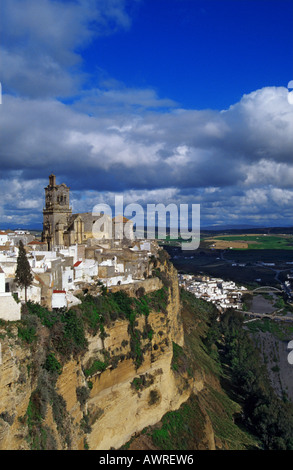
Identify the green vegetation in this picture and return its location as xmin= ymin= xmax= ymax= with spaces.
xmin=219 ymin=309 xmax=293 ymax=449
xmin=78 ymin=287 xmax=168 ymax=369
xmin=24 ymin=368 xmax=70 ymax=450
xmin=23 ymin=302 xmax=86 ymax=359
xmin=180 ymin=289 xmax=221 ymax=376
xmin=246 ymin=317 xmax=293 ymax=341
xmin=124 ymin=289 xmax=293 ymax=451
xmin=151 ymin=386 xmax=256 ymax=450
xmin=12 ymin=284 xmax=171 ymax=449
xmin=76 ymin=386 xmax=91 ymax=407
xmin=19 ymin=287 xmax=169 ymax=376
xmin=84 ymin=359 xmax=108 ymax=377
xmin=17 ymin=324 xmax=37 ymax=344
xmin=131 ymin=373 xmax=155 ymax=392
xmin=274 ymin=296 xmax=286 ymax=309
xmin=138 ymin=290 xmax=259 ymax=451
xmin=15 ymin=240 xmax=33 ymax=302
xmin=213 ymin=234 xmax=293 ymax=250
xmin=148 ymin=389 xmax=160 ymax=406
xmin=44 ymin=353 xmax=62 ymax=375
xmin=241 ymin=292 xmax=253 ymax=311
xmin=171 ymin=341 xmax=191 ymax=377
xmin=12 ymin=255 xmax=293 ymax=450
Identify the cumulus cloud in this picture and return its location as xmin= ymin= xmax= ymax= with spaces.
xmin=0 ymin=85 xmax=293 ymax=227
xmin=0 ymin=0 xmax=293 ymax=228
xmin=1 ymin=86 xmax=292 ymax=189
xmin=0 ymin=0 xmax=135 ymax=98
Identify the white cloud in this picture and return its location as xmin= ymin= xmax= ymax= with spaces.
xmin=243 ymin=159 xmax=293 ymax=188
xmin=0 ymin=86 xmax=292 ymax=202
xmin=0 ymin=0 xmax=292 ymax=227
xmin=0 ymin=0 xmax=136 ymax=98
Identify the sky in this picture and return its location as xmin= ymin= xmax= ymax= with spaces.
xmin=0 ymin=0 xmax=293 ymax=230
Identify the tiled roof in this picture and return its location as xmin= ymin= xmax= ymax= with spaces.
xmin=112 ymin=215 xmax=129 ymax=223
xmin=73 ymin=261 xmax=82 ymax=267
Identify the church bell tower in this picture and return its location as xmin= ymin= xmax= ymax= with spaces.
xmin=42 ymin=174 xmax=72 ymax=250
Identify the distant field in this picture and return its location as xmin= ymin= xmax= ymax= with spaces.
xmin=205 ymin=234 xmax=293 ymax=250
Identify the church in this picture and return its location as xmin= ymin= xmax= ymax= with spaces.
xmin=42 ymin=174 xmax=133 ymax=250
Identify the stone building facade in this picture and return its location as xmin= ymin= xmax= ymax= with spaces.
xmin=42 ymin=174 xmax=133 ymax=249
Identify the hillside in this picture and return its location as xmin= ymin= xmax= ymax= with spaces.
xmin=0 ymin=257 xmax=187 ymax=450
xmin=0 ymin=255 xmax=292 ymax=450
xmin=125 ymin=290 xmax=260 ymax=450
xmin=127 ymin=290 xmax=293 ymax=451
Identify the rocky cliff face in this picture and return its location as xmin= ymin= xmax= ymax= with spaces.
xmin=0 ymin=259 xmax=203 ymax=450
xmin=0 ymin=329 xmax=33 ymax=449
xmin=79 ymin=262 xmax=188 ymax=450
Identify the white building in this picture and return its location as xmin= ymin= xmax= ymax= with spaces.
xmin=0 ymin=232 xmax=8 ymax=245
xmin=0 ymin=253 xmax=18 ymax=276
xmin=62 ymin=266 xmax=74 ymax=291
xmin=52 ymin=290 xmax=67 ymax=309
xmin=17 ymin=283 xmax=42 ymax=304
xmin=0 ymin=266 xmax=21 ymax=321
xmin=104 ymin=274 xmax=134 ymax=287
xmin=179 ymin=274 xmax=244 ymax=311
xmin=73 ymin=259 xmax=98 ymax=283
xmin=0 ymin=266 xmax=5 ymax=293
xmin=59 ymin=244 xmax=78 ymax=265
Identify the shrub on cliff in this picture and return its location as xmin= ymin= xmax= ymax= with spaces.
xmin=17 ymin=323 xmax=37 ymax=344
xmin=146 ymin=287 xmax=168 ymax=313
xmin=25 ymin=368 xmax=69 ymax=450
xmin=44 ymin=353 xmax=62 ymax=375
xmin=76 ymin=386 xmax=90 ymax=406
xmin=157 ymin=249 xmax=170 ymax=264
xmin=21 ymin=286 xmax=171 ymax=383
xmin=84 ymin=359 xmax=108 ymax=377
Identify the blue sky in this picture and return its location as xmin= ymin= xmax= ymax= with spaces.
xmin=0 ymin=0 xmax=293 ymax=230
xmin=82 ymin=0 xmax=293 ymax=110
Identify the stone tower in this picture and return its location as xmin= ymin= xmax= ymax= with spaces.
xmin=42 ymin=174 xmax=72 ymax=250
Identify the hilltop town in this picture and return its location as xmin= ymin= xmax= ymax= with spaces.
xmin=1 ymin=176 xmax=293 ymax=452
xmin=178 ymin=273 xmax=246 ymax=312
xmin=0 ymin=175 xmax=159 ymax=321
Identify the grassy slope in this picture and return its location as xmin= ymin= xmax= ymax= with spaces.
xmin=125 ymin=290 xmax=259 ymax=450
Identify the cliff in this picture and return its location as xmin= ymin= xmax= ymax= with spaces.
xmin=0 ymin=255 xmax=258 ymax=450
xmin=0 ymin=257 xmax=192 ymax=450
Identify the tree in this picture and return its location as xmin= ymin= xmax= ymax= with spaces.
xmin=15 ymin=240 xmax=33 ymax=302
